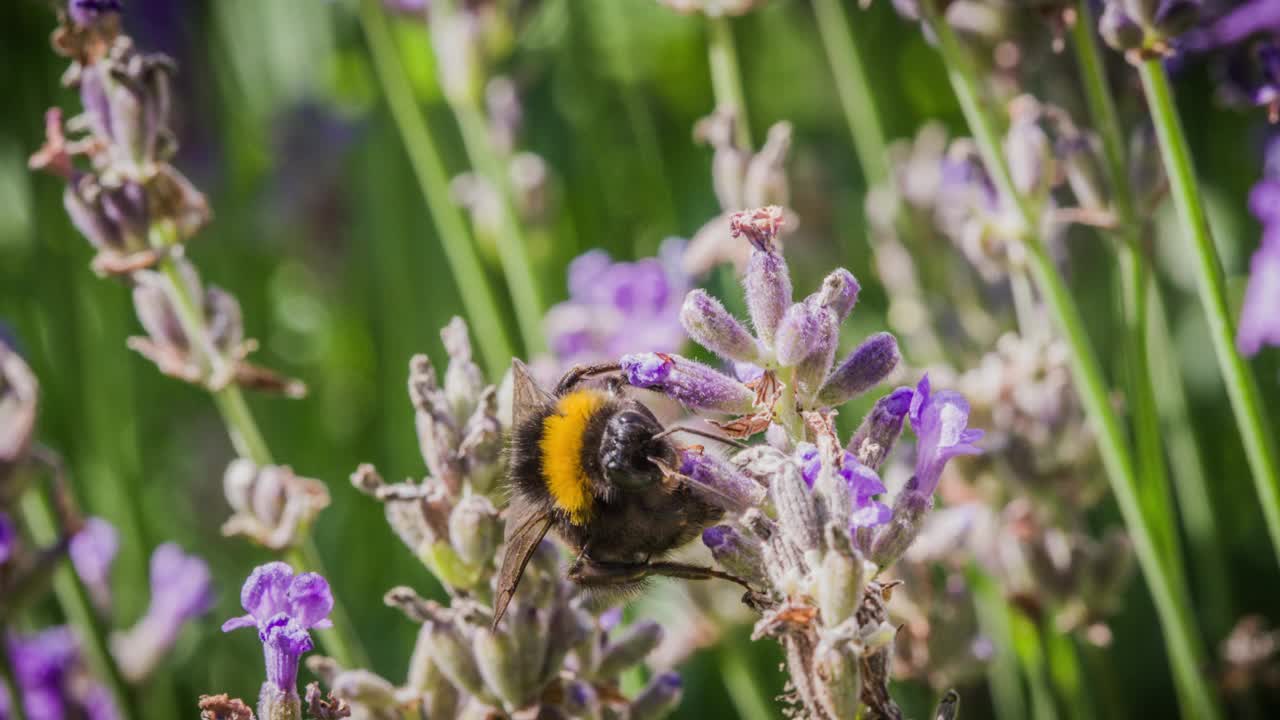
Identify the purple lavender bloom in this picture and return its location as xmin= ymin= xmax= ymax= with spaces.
xmin=69 ymin=517 xmax=118 ymax=612
xmin=68 ymin=0 xmax=122 ymax=26
xmin=733 ymin=207 xmax=792 ymax=350
xmin=794 ymin=444 xmax=890 ymax=529
xmin=7 ymin=626 xmax=120 ymax=720
xmin=0 ymin=511 xmax=14 ymax=566
xmin=111 ymin=544 xmax=213 ymax=681
xmin=544 ymin=239 xmax=690 ymax=369
xmin=848 ymin=386 xmax=915 ymax=470
xmin=817 ymin=332 xmax=902 ymax=407
xmin=680 ymin=289 xmax=760 ymax=363
xmin=678 ymin=449 xmax=765 ymax=512
xmin=1238 ymin=236 xmax=1280 ymax=355
xmin=621 ymin=352 xmax=755 ymax=414
xmin=222 ymin=562 xmax=333 ymax=695
xmin=908 ymin=375 xmax=984 ymax=496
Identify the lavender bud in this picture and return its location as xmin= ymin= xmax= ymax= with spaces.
xmin=448 ymin=494 xmax=500 ymax=569
xmin=409 ymin=355 xmax=465 ymax=494
xmin=596 ymin=621 xmax=664 ymax=679
xmin=870 ymin=483 xmax=932 ymax=568
xmin=702 ymin=525 xmax=767 ymax=587
xmin=330 ymin=669 xmax=398 ymax=710
xmin=508 ymin=604 xmax=549 ymax=697
xmin=680 ymin=290 xmax=760 ymax=363
xmin=813 ymin=640 xmax=862 ymax=720
xmin=474 ymin=627 xmax=526 ymax=709
xmin=771 ymin=456 xmax=824 ymax=555
xmin=817 ymin=524 xmax=865 ymax=626
xmin=734 ymin=207 xmax=792 ymax=348
xmin=69 ymin=516 xmax=118 ymax=612
xmin=744 ymin=121 xmax=794 ymax=208
xmin=679 ymin=450 xmax=766 ymax=513
xmin=817 ymin=333 xmax=901 ymax=408
xmin=222 ymin=460 xmax=331 ymax=551
xmin=258 ymin=682 xmax=303 ymax=720
xmin=774 ymin=302 xmax=827 ymax=368
xmin=407 ymin=628 xmax=463 ymax=719
xmin=1005 ymin=106 xmax=1054 ymax=198
xmin=540 ymin=606 xmax=591 ymax=687
xmin=816 ymin=268 xmax=860 ymax=323
xmin=847 ymin=386 xmax=913 ymax=471
xmin=795 ymin=309 xmax=838 ymax=405
xmin=621 ymin=353 xmax=755 ymax=414
xmin=441 ymin=317 xmax=486 ymax=422
xmin=1100 ymin=2 xmax=1146 ymax=52
xmin=423 ymin=616 xmax=489 ymax=700
xmin=563 ymin=680 xmax=601 ymax=720
xmin=0 ymin=340 xmax=38 ymax=493
xmin=431 ymin=14 xmax=482 ymax=107
xmin=629 ymin=672 xmax=682 ymax=720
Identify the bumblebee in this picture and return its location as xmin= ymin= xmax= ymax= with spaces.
xmin=493 ymin=360 xmax=748 ymax=627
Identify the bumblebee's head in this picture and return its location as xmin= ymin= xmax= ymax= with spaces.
xmin=599 ymin=406 xmax=670 ymax=491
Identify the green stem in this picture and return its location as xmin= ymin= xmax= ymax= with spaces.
xmin=150 ymin=236 xmax=366 ymax=671
xmin=356 ymin=0 xmax=517 ymax=375
xmin=1149 ymin=288 xmax=1233 ymax=638
xmin=1 ymin=625 xmax=30 ymax=720
xmin=719 ymin=633 xmax=776 ymax=720
xmin=1009 ymin=611 xmax=1058 ymax=720
xmin=970 ymin=570 xmax=1027 ymax=720
xmin=707 ymin=15 xmax=752 ymax=149
xmin=810 ymin=0 xmax=890 ymax=185
xmin=1070 ymin=1 xmax=1186 ymax=593
xmin=448 ymin=98 xmax=546 ymax=354
xmin=1042 ymin=624 xmax=1092 ymax=720
xmin=19 ymin=488 xmax=133 ymax=719
xmin=920 ymin=6 xmax=1220 ymax=718
xmin=1138 ymin=59 xmax=1280 ymax=568
xmin=288 ymin=540 xmax=369 ymax=668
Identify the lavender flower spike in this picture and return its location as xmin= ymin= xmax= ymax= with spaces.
xmin=111 ymin=544 xmax=212 ymax=682
xmin=69 ymin=517 xmax=118 ymax=613
xmin=818 ymin=332 xmax=901 ymax=408
xmin=621 ymin=353 xmax=755 ymax=414
xmin=223 ymin=562 xmax=334 ymax=719
xmin=848 ymin=386 xmax=913 ymax=470
xmin=733 ymin=207 xmax=792 ymax=349
xmin=908 ymin=375 xmax=984 ymax=496
xmin=680 ymin=289 xmax=760 ymax=363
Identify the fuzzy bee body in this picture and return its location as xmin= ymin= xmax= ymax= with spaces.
xmin=493 ymin=361 xmax=730 ymax=627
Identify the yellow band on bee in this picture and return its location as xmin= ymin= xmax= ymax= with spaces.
xmin=540 ymin=390 xmax=605 ymax=525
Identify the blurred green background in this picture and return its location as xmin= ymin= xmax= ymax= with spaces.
xmin=3 ymin=0 xmax=1280 ymax=717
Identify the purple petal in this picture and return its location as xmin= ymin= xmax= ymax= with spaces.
xmin=851 ymin=501 xmax=892 ymax=529
xmin=221 ymin=616 xmax=257 ymax=633
xmin=793 ymin=442 xmax=820 ymax=488
xmin=69 ymin=517 xmax=118 ymax=595
xmin=237 ymin=561 xmax=294 ymax=624
xmin=286 ymin=572 xmax=334 ymax=630
xmin=1239 ymin=239 xmax=1280 ymax=355
xmin=0 ymin=511 xmax=14 ymax=566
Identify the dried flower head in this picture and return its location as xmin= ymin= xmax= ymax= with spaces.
xmin=0 ymin=338 xmax=39 ymax=498
xmin=222 ymin=460 xmax=331 ymax=551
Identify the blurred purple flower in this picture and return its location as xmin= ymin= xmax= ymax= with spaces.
xmin=7 ymin=626 xmax=119 ymax=720
xmin=544 ymin=239 xmax=691 ymax=368
xmin=908 ymin=375 xmax=984 ymax=496
xmin=222 ymin=562 xmax=333 ymax=695
xmin=111 ymin=544 xmax=212 ymax=682
xmin=68 ymin=0 xmax=121 ymax=27
xmin=69 ymin=517 xmax=118 ymax=612
xmin=1238 ymin=141 xmax=1280 ymax=355
xmin=0 ymin=511 xmax=14 ymax=566
xmin=678 ymin=449 xmax=765 ymax=512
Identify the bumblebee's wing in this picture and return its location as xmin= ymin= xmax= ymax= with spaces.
xmin=492 ymin=504 xmax=554 ymax=629
xmin=511 ymin=358 xmax=555 ymax=428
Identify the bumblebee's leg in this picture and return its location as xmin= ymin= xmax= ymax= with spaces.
xmin=642 ymin=561 xmax=755 ymax=592
xmin=555 ymin=362 xmax=622 ymax=395
xmin=567 ymin=558 xmax=649 ymax=588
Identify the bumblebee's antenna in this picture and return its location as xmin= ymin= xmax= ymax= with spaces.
xmin=652 ymin=425 xmax=748 ymax=449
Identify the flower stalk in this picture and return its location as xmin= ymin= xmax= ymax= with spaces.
xmin=707 ymin=15 xmax=751 ymax=149
xmin=357 ymin=0 xmax=516 ymax=375
xmin=810 ymin=0 xmax=890 ymax=186
xmin=918 ymin=4 xmax=1219 ymax=717
xmin=1137 ymin=57 xmax=1280 ymax=569
xmin=1070 ymin=0 xmax=1186 ymax=591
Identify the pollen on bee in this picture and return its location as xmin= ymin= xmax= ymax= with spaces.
xmin=540 ymin=390 xmax=605 ymax=524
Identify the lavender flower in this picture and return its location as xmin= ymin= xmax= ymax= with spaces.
xmin=69 ymin=517 xmax=118 ymax=612
xmin=0 ymin=337 xmax=39 ymax=493
xmin=222 ymin=562 xmax=333 ymax=718
xmin=7 ymin=626 xmax=120 ymax=720
xmin=908 ymin=375 xmax=985 ymax=497
xmin=735 ymin=207 xmax=792 ymax=349
xmin=544 ymin=240 xmax=691 ymax=369
xmin=1239 ymin=158 xmax=1280 ymax=355
xmin=111 ymin=544 xmax=212 ymax=682
xmin=794 ymin=443 xmax=891 ymax=529
xmin=222 ymin=460 xmax=331 ymax=551
xmin=68 ymin=0 xmax=122 ymax=27
xmin=818 ymin=332 xmax=902 ymax=408
xmin=0 ymin=511 xmax=13 ymax=566
xmin=678 ymin=449 xmax=766 ymax=513
xmin=1100 ymin=0 xmax=1201 ymax=56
